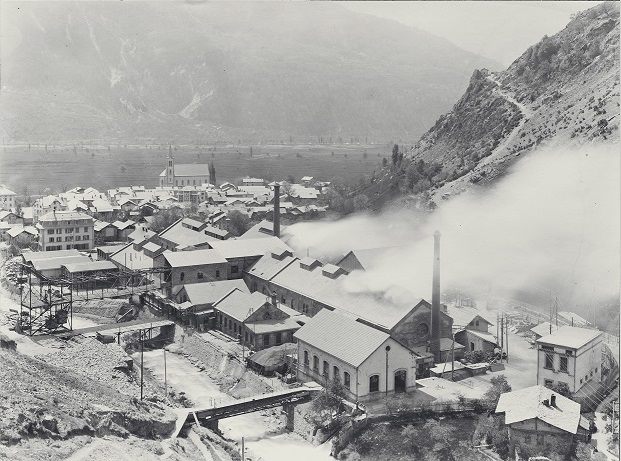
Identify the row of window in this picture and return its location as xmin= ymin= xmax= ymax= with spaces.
xmin=48 ymin=235 xmax=90 ymax=243
xmin=218 ymin=315 xmax=288 ymax=346
xmin=47 ymin=227 xmax=90 ymax=234
xmin=179 ymin=269 xmax=221 ymax=282
xmin=45 ymin=243 xmax=90 ymax=251
xmin=174 ymin=179 xmax=209 ymax=186
xmin=303 ymin=351 xmax=353 ymax=390
xmin=543 ymin=353 xmax=569 ymax=373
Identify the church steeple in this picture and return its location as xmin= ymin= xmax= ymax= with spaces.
xmin=166 ymin=144 xmax=174 ymax=186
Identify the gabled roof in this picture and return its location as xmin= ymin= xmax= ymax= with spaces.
xmin=0 ymin=185 xmax=16 ymax=195
xmin=294 ymin=309 xmax=393 ymax=368
xmin=93 ymin=220 xmax=112 ymax=232
xmin=208 ymin=237 xmax=292 ymax=260
xmin=158 ymin=220 xmax=216 ymax=248
xmin=23 ymin=249 xmax=81 ymax=262
xmin=536 ymin=326 xmax=602 ymax=349
xmin=39 ymin=211 xmax=93 ymax=222
xmin=181 ymin=280 xmax=250 ymax=306
xmin=213 ymin=289 xmax=267 ymax=322
xmin=496 ymin=385 xmax=581 ymax=434
xmin=32 ymin=255 xmax=91 ymax=271
xmin=246 ymin=252 xmax=298 ymax=280
xmin=159 ymin=164 xmax=211 ymax=177
xmin=337 ymin=247 xmax=399 ymax=271
xmin=162 ymin=248 xmax=227 ymax=268
xmin=446 ymin=305 xmax=494 ymax=329
xmin=530 ymin=322 xmax=558 ymax=337
xmin=62 ymin=260 xmax=118 ymax=273
xmin=557 ymin=311 xmax=590 ymax=326
xmin=112 ymin=220 xmax=136 ymax=230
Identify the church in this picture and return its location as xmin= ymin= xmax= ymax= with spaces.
xmin=159 ymin=147 xmax=213 ymax=187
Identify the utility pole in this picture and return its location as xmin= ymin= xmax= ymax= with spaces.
xmin=164 ymin=347 xmax=167 ymax=397
xmin=385 ymin=345 xmax=390 ymax=398
xmin=140 ymin=329 xmax=144 ymax=400
xmin=241 ymin=437 xmax=245 ymax=460
xmin=505 ymin=316 xmax=509 ymax=363
xmin=500 ymin=315 xmax=504 ymax=351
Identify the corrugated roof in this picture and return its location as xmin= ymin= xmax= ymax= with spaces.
xmin=208 ymin=237 xmax=292 ymax=260
xmin=182 ymin=280 xmax=250 ymax=306
xmin=163 ymin=248 xmax=227 ymax=268
xmin=293 ymin=309 xmax=391 ymax=368
xmin=496 ymin=385 xmax=581 ymax=434
xmin=536 ymin=325 xmax=602 ymax=349
xmin=214 ymin=290 xmax=267 ymax=322
xmin=62 ymin=260 xmax=118 ymax=273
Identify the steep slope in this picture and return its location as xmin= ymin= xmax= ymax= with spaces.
xmin=0 ymin=2 xmax=497 ymax=144
xmin=362 ymin=1 xmax=619 ymax=208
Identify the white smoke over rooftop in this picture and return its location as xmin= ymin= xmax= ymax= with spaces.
xmin=286 ymin=144 xmax=620 ymax=306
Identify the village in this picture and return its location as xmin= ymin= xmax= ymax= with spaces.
xmin=0 ymin=147 xmax=619 ymax=461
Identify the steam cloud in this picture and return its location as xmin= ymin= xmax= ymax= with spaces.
xmin=286 ymin=144 xmax=620 ymax=308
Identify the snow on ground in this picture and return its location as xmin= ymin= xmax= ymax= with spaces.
xmin=140 ymin=350 xmax=333 ymax=461
xmin=592 ymin=412 xmax=618 ymax=460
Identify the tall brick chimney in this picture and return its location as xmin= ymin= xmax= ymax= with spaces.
xmin=430 ymin=231 xmax=441 ymax=363
xmin=273 ymin=183 xmax=281 ymax=237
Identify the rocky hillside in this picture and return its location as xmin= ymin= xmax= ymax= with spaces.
xmin=361 ymin=1 xmax=619 ymax=208
xmin=0 ymin=2 xmax=496 ymax=144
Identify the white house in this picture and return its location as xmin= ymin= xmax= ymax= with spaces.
xmin=536 ymin=326 xmax=602 ymax=394
xmin=0 ymin=185 xmax=16 ymax=211
xmin=294 ymin=309 xmax=419 ymax=402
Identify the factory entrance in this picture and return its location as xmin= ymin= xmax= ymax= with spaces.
xmin=394 ymin=369 xmax=407 ymax=393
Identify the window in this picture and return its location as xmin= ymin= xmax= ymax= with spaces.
xmin=565 ymin=350 xmax=573 ymax=356
xmin=470 ymin=342 xmax=475 ymax=351
xmin=595 ymin=367 xmax=598 ymax=373
xmin=369 ymin=375 xmax=380 ymax=393
xmin=323 ymin=361 xmax=329 ymax=378
xmin=560 ymin=356 xmax=568 ymax=373
xmin=233 ymin=323 xmax=237 ymax=333
xmin=47 ymin=229 xmax=54 ymax=235
xmin=275 ymin=332 xmax=282 ymax=345
xmin=544 ymin=379 xmax=554 ymax=387
xmin=83 ymin=235 xmax=89 ymax=240
xmin=75 ymin=236 xmax=81 ymax=241
xmin=84 ymin=227 xmax=88 ymax=233
xmin=304 ymin=351 xmax=309 ymax=367
xmin=544 ymin=352 xmax=554 ymax=370
xmin=302 ymin=303 xmax=309 ymax=314
xmin=590 ymin=370 xmax=593 ymax=377
xmin=313 ymin=355 xmax=319 ymax=373
xmin=263 ymin=334 xmax=270 ymax=346
xmin=75 ymin=228 xmax=79 ymax=233
xmin=344 ymin=372 xmax=350 ymax=390
xmin=180 ymin=272 xmax=185 ymax=282
xmin=49 ymin=237 xmax=54 ymax=243
xmin=231 ymin=266 xmax=239 ymax=274
xmin=281 ymin=296 xmax=286 ymax=303
xmin=56 ymin=237 xmax=62 ymax=242
xmin=65 ymin=228 xmax=72 ymax=233
xmin=66 ymin=245 xmax=72 ymax=250
xmin=416 ymin=323 xmax=429 ymax=336
xmin=475 ymin=320 xmax=480 ymax=327
xmin=580 ymin=378 xmax=583 ymax=384
xmin=65 ymin=236 xmax=73 ymax=241
xmin=537 ymin=434 xmax=544 ymax=445
xmin=197 ymin=271 xmax=204 ymax=280
xmin=215 ymin=270 xmax=220 ymax=278
xmin=333 ymin=366 xmax=340 ymax=381
xmin=56 ymin=229 xmax=62 ymax=234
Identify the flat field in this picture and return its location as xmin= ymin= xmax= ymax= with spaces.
xmin=0 ymin=143 xmax=386 ymax=194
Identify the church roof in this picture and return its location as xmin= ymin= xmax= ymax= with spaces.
xmin=159 ymin=164 xmax=211 ymax=177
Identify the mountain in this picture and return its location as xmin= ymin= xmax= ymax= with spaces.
xmin=360 ymin=1 xmax=619 ymax=208
xmin=0 ymin=2 xmax=497 ymax=144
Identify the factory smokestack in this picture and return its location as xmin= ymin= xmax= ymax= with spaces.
xmin=273 ymin=183 xmax=281 ymax=237
xmin=431 ymin=230 xmax=441 ymax=363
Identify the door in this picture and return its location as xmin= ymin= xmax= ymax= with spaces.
xmin=394 ymin=369 xmax=407 ymax=393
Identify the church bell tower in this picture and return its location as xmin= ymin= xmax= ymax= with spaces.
xmin=166 ymin=144 xmax=174 ymax=186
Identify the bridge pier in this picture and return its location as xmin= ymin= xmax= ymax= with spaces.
xmin=283 ymin=403 xmax=295 ymax=431
xmin=204 ymin=419 xmax=219 ymax=433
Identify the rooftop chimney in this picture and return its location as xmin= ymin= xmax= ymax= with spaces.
xmin=273 ymin=183 xmax=281 ymax=237
xmin=271 ymin=291 xmax=278 ymax=307
xmin=550 ymin=394 xmax=556 ymax=407
xmin=430 ymin=231 xmax=441 ymax=363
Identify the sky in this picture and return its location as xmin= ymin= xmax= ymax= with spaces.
xmin=345 ymin=1 xmax=601 ymax=67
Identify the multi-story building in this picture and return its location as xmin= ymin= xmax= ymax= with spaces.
xmin=0 ymin=185 xmax=16 ymax=211
xmin=536 ymin=326 xmax=602 ymax=394
xmin=36 ymin=211 xmax=94 ymax=252
xmin=33 ymin=195 xmax=67 ymax=223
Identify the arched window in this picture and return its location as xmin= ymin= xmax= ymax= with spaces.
xmin=343 ymin=372 xmax=351 ymax=390
xmin=304 ymin=350 xmax=309 ymax=367
xmin=333 ymin=366 xmax=340 ymax=381
xmin=369 ymin=374 xmax=380 ymax=393
xmin=416 ymin=323 xmax=429 ymax=336
xmin=323 ymin=361 xmax=329 ymax=378
xmin=313 ymin=355 xmax=319 ymax=373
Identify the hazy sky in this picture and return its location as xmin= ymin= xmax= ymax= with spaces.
xmin=345 ymin=1 xmax=600 ymax=67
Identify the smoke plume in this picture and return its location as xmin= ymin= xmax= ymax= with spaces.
xmin=286 ymin=144 xmax=620 ymax=308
